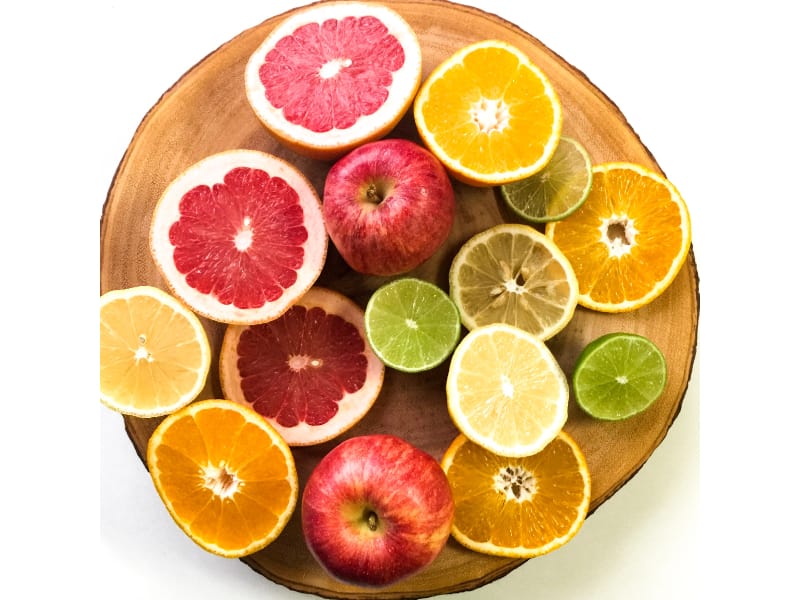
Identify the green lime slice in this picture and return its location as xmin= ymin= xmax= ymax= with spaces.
xmin=572 ymin=332 xmax=667 ymax=420
xmin=364 ymin=278 xmax=462 ymax=373
xmin=500 ymin=137 xmax=593 ymax=223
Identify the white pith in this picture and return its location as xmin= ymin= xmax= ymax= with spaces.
xmin=234 ymin=216 xmax=254 ymax=251
xmin=203 ymin=462 xmax=241 ymax=499
xmin=470 ymin=97 xmax=510 ymax=133
xmin=493 ymin=465 xmax=537 ymax=502
xmin=319 ymin=57 xmax=353 ymax=79
xmin=599 ymin=214 xmax=638 ymax=258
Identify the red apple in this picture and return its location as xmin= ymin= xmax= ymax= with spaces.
xmin=301 ymin=434 xmax=455 ymax=587
xmin=322 ymin=138 xmax=456 ymax=276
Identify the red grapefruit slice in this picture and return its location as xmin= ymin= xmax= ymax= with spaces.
xmin=244 ymin=2 xmax=422 ymax=160
xmin=219 ymin=286 xmax=385 ymax=446
xmin=149 ymin=149 xmax=327 ymax=325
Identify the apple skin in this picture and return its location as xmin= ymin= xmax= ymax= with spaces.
xmin=322 ymin=138 xmax=456 ymax=276
xmin=301 ymin=434 xmax=455 ymax=587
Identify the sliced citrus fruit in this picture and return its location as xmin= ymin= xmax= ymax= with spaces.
xmin=441 ymin=431 xmax=590 ymax=558
xmin=414 ymin=39 xmax=562 ymax=186
xmin=100 ymin=285 xmax=211 ymax=418
xmin=545 ymin=162 xmax=691 ymax=312
xmin=446 ymin=323 xmax=569 ymax=458
xmin=245 ymin=2 xmax=422 ymax=160
xmin=149 ymin=149 xmax=328 ymax=325
xmin=573 ymin=332 xmax=667 ymax=420
xmin=500 ymin=137 xmax=593 ymax=223
xmin=147 ymin=399 xmax=298 ymax=558
xmin=219 ymin=287 xmax=384 ymax=446
xmin=364 ymin=277 xmax=462 ymax=373
xmin=449 ymin=223 xmax=578 ymax=341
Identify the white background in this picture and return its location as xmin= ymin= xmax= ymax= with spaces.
xmin=4 ymin=1 xmax=797 ymax=598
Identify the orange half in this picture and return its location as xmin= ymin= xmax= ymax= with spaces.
xmin=146 ymin=399 xmax=299 ymax=558
xmin=441 ymin=431 xmax=591 ymax=558
xmin=546 ymin=162 xmax=691 ymax=312
xmin=414 ymin=39 xmax=562 ymax=186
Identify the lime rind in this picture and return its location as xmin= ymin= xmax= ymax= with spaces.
xmin=572 ymin=332 xmax=667 ymax=420
xmin=364 ymin=278 xmax=462 ymax=373
xmin=500 ymin=137 xmax=593 ymax=223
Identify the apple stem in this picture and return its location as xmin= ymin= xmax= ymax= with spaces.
xmin=365 ymin=184 xmax=383 ymax=205
xmin=364 ymin=509 xmax=379 ymax=531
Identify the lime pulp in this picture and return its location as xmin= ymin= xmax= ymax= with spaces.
xmin=364 ymin=278 xmax=461 ymax=373
xmin=500 ymin=137 xmax=593 ymax=223
xmin=572 ymin=332 xmax=667 ymax=420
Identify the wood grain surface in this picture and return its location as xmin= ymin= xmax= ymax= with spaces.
xmin=99 ymin=1 xmax=699 ymax=598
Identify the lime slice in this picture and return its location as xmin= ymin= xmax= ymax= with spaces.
xmin=449 ymin=223 xmax=578 ymax=341
xmin=572 ymin=332 xmax=667 ymax=420
xmin=500 ymin=137 xmax=592 ymax=223
xmin=364 ymin=278 xmax=462 ymax=373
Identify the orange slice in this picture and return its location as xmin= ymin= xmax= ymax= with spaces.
xmin=149 ymin=149 xmax=328 ymax=325
xmin=441 ymin=431 xmax=591 ymax=558
xmin=414 ymin=39 xmax=562 ymax=186
xmin=545 ymin=162 xmax=691 ymax=312
xmin=219 ymin=287 xmax=385 ymax=446
xmin=245 ymin=2 xmax=422 ymax=160
xmin=100 ymin=285 xmax=211 ymax=418
xmin=146 ymin=399 xmax=299 ymax=558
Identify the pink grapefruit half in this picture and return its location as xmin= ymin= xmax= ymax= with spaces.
xmin=219 ymin=286 xmax=385 ymax=446
xmin=149 ymin=149 xmax=328 ymax=325
xmin=244 ymin=1 xmax=422 ymax=160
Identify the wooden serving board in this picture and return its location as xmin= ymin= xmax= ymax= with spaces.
xmin=99 ymin=1 xmax=699 ymax=598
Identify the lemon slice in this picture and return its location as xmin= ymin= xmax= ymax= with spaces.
xmin=449 ymin=223 xmax=578 ymax=341
xmin=100 ymin=286 xmax=211 ymax=417
xmin=446 ymin=323 xmax=569 ymax=457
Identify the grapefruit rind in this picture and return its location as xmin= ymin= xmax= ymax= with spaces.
xmin=244 ymin=1 xmax=423 ymax=160
xmin=219 ymin=287 xmax=385 ymax=446
xmin=149 ymin=149 xmax=328 ymax=326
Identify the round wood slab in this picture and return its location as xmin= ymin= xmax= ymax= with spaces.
xmin=99 ymin=1 xmax=699 ymax=598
